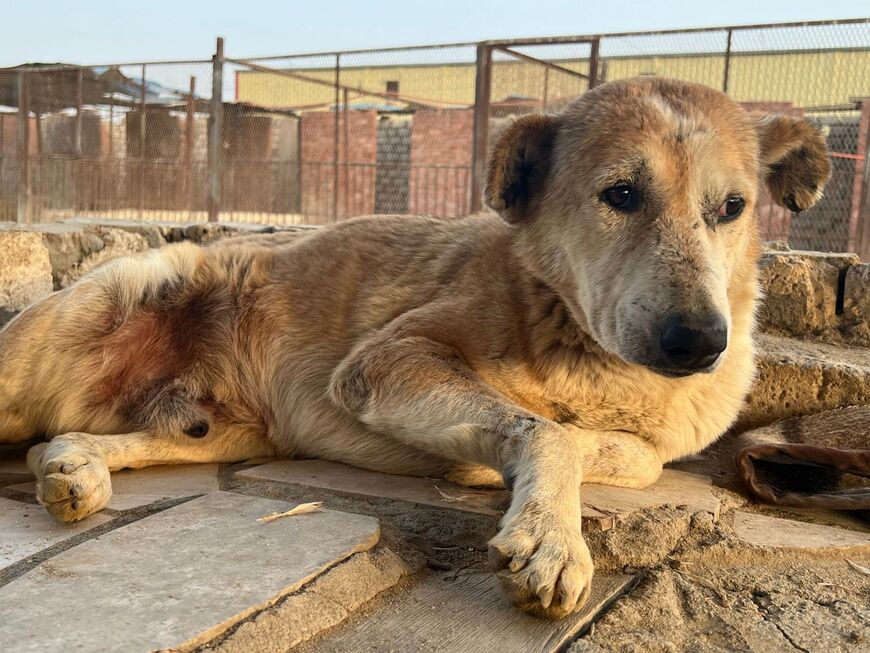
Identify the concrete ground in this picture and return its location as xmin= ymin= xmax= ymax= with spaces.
xmin=0 ymin=447 xmax=867 ymax=653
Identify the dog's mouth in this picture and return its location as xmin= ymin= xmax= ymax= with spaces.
xmin=645 ymin=364 xmax=716 ymax=378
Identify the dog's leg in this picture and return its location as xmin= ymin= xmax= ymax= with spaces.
xmin=568 ymin=428 xmax=664 ymax=489
xmin=27 ymin=429 xmax=272 ymax=522
xmin=331 ymin=336 xmax=591 ymax=619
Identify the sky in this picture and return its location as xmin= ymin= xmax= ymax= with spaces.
xmin=0 ymin=0 xmax=868 ymax=67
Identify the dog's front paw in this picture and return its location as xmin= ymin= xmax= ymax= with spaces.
xmin=488 ymin=507 xmax=593 ymax=619
xmin=29 ymin=440 xmax=112 ymax=522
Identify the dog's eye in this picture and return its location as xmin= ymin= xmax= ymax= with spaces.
xmin=601 ymin=184 xmax=637 ymax=211
xmin=717 ymin=197 xmax=744 ymax=222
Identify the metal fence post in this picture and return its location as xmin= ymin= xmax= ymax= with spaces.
xmin=722 ymin=29 xmax=733 ymax=93
xmin=470 ymin=43 xmax=492 ymax=213
xmin=16 ymin=71 xmax=30 ymax=223
xmin=138 ymin=63 xmax=147 ymax=219
xmin=333 ymin=53 xmax=340 ymax=221
xmin=588 ymin=38 xmax=600 ymax=89
xmin=208 ymin=37 xmax=225 ymax=222
xmin=75 ymin=66 xmax=83 ymax=157
xmin=856 ymin=101 xmax=870 ymax=260
xmin=185 ymin=75 xmax=196 ymax=211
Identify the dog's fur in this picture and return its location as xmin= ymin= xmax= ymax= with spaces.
xmin=0 ymin=78 xmax=830 ymax=618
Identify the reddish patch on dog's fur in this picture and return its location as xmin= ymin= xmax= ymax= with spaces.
xmin=89 ymin=286 xmax=229 ymax=415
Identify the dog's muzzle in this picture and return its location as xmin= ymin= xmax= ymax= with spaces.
xmin=654 ymin=313 xmax=728 ymax=376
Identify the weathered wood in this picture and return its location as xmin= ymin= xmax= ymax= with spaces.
xmin=236 ymin=459 xmax=510 ymax=517
xmin=235 ymin=460 xmax=718 ymax=527
xmin=733 ymin=512 xmax=870 ymax=549
xmin=303 ymin=571 xmax=637 ymax=653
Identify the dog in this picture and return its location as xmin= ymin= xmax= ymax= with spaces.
xmin=0 ymin=77 xmax=830 ymax=618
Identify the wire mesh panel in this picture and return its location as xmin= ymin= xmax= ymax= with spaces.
xmin=230 ymin=45 xmax=478 ymax=224
xmin=725 ymin=21 xmax=870 ymax=253
xmin=0 ymin=19 xmax=868 ymax=257
xmin=1 ymin=61 xmax=213 ymax=223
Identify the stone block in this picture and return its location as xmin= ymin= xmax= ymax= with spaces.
xmin=757 ymin=251 xmax=857 ymax=337
xmin=10 ymin=463 xmax=221 ymax=512
xmin=0 ymin=491 xmax=381 ymax=652
xmin=733 ymin=512 xmax=870 ymax=549
xmin=739 ymin=334 xmax=870 ymax=430
xmin=0 ymin=497 xmax=113 ymax=570
xmin=0 ymin=230 xmax=53 ymax=323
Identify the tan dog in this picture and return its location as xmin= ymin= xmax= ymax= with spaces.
xmin=0 ymin=77 xmax=829 ymax=618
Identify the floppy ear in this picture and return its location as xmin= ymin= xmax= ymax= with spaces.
xmin=754 ymin=114 xmax=831 ymax=213
xmin=484 ymin=114 xmax=557 ymax=223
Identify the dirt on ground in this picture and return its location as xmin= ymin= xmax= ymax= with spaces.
xmin=572 ymin=509 xmax=869 ymax=653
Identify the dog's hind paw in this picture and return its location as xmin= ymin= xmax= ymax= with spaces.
xmin=28 ymin=439 xmax=112 ymax=523
xmin=488 ymin=509 xmax=593 ymax=619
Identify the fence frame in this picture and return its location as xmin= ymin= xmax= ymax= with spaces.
xmin=3 ymin=18 xmax=870 ymax=256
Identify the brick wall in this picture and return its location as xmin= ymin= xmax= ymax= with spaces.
xmin=299 ymin=110 xmax=377 ymax=221
xmin=409 ymin=109 xmax=473 ymax=217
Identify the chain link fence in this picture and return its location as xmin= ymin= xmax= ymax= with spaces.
xmin=1 ymin=19 xmax=869 ymax=256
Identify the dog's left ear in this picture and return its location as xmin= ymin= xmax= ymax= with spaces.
xmin=484 ymin=114 xmax=557 ymax=223
xmin=753 ymin=114 xmax=831 ymax=213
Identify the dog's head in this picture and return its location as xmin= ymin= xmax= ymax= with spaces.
xmin=485 ymin=77 xmax=830 ymax=377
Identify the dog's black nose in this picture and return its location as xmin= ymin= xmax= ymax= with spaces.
xmin=659 ymin=313 xmax=728 ymax=372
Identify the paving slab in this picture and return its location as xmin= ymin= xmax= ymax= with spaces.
xmin=740 ymin=334 xmax=870 ymax=430
xmin=0 ymin=459 xmax=33 ymax=485
xmin=733 ymin=511 xmax=870 ymax=549
xmin=10 ymin=463 xmax=221 ymax=511
xmin=0 ymin=497 xmax=113 ymax=570
xmin=0 ymin=491 xmax=381 ymax=653
xmin=583 ymin=469 xmax=721 ymax=521
xmin=203 ymin=548 xmax=413 ymax=653
xmin=300 ymin=571 xmax=638 ymax=653
xmin=236 ymin=459 xmax=511 ymax=517
xmin=236 ymin=461 xmax=719 ymax=531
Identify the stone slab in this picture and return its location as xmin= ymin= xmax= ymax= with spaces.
xmin=0 ymin=491 xmax=381 ymax=652
xmin=10 ymin=463 xmax=221 ymax=511
xmin=236 ymin=459 xmax=510 ymax=517
xmin=740 ymin=333 xmax=870 ymax=430
xmin=0 ymin=230 xmax=53 ymax=320
xmin=0 ymin=497 xmax=113 ymax=570
xmin=237 ymin=461 xmax=719 ymax=530
xmin=301 ymin=571 xmax=637 ymax=653
xmin=0 ymin=459 xmax=33 ymax=485
xmin=583 ymin=469 xmax=721 ymax=520
xmin=202 ymin=548 xmax=413 ymax=652
xmin=733 ymin=511 xmax=870 ymax=549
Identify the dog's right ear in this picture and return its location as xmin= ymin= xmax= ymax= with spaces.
xmin=484 ymin=114 xmax=557 ymax=224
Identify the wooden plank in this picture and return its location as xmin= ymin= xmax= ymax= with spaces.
xmin=236 ymin=459 xmax=510 ymax=517
xmin=733 ymin=512 xmax=870 ymax=549
xmin=236 ymin=461 xmax=714 ymax=528
xmin=582 ymin=469 xmax=721 ymax=520
xmin=302 ymin=571 xmax=637 ymax=653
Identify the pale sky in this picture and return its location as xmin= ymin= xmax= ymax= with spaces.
xmin=0 ymin=0 xmax=867 ymax=66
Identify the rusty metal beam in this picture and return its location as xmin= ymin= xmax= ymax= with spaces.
xmin=75 ymin=66 xmax=83 ymax=157
xmin=470 ymin=43 xmax=492 ymax=213
xmin=493 ymin=46 xmax=589 ymax=81
xmin=207 ymin=37 xmax=224 ymax=222
xmin=227 ymin=57 xmax=454 ymax=109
